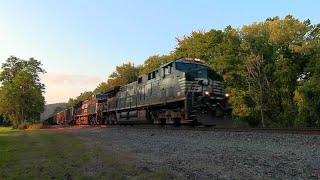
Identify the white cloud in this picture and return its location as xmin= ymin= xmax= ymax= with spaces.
xmin=41 ymin=72 xmax=102 ymax=104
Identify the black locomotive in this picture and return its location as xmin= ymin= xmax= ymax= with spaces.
xmin=54 ymin=58 xmax=232 ymax=127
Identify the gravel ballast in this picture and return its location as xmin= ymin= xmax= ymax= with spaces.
xmin=70 ymin=127 xmax=320 ymax=179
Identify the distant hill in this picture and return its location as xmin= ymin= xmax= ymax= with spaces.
xmin=40 ymin=103 xmax=67 ymax=121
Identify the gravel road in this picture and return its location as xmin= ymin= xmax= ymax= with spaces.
xmin=68 ymin=126 xmax=320 ymax=179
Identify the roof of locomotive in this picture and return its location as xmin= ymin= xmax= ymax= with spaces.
xmin=103 ymin=86 xmax=121 ymax=94
xmin=104 ymin=58 xmax=212 ymax=94
xmin=160 ymin=57 xmax=210 ymax=69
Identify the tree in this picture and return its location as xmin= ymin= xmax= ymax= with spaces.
xmin=0 ymin=56 xmax=46 ymax=127
xmin=140 ymin=54 xmax=174 ymax=75
xmin=245 ymin=55 xmax=272 ymax=127
xmin=239 ymin=15 xmax=315 ymax=127
xmin=295 ymin=23 xmax=320 ymax=127
xmin=175 ymin=29 xmax=224 ymax=60
xmin=108 ymin=62 xmax=142 ymax=86
xmin=93 ymin=82 xmax=111 ymax=94
xmin=67 ymin=91 xmax=93 ymax=107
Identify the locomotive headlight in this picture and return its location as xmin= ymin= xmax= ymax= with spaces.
xmin=204 ymin=90 xmax=211 ymax=96
xmin=225 ymin=93 xmax=230 ymax=99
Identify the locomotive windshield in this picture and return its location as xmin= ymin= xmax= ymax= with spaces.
xmin=175 ymin=62 xmax=207 ymax=71
xmin=185 ymin=67 xmax=224 ymax=81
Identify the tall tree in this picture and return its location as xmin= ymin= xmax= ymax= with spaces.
xmin=295 ymin=23 xmax=320 ymax=127
xmin=140 ymin=54 xmax=175 ymax=75
xmin=93 ymin=82 xmax=111 ymax=94
xmin=108 ymin=62 xmax=142 ymax=86
xmin=240 ymin=15 xmax=315 ymax=126
xmin=0 ymin=56 xmax=46 ymax=127
xmin=67 ymin=91 xmax=93 ymax=107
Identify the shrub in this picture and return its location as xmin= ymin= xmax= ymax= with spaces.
xmin=27 ymin=123 xmax=44 ymax=130
xmin=17 ymin=122 xmax=44 ymax=130
xmin=18 ymin=121 xmax=31 ymax=130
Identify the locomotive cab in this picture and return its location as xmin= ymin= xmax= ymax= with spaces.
xmin=174 ymin=58 xmax=232 ymax=127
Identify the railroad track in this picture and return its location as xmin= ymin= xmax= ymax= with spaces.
xmin=117 ymin=125 xmax=320 ymax=135
xmin=51 ymin=124 xmax=320 ymax=135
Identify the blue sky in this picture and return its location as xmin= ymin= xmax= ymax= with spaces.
xmin=0 ymin=0 xmax=319 ymax=104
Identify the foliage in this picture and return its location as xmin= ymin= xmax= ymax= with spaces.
xmin=0 ymin=115 xmax=10 ymax=126
xmin=0 ymin=56 xmax=46 ymax=128
xmin=296 ymin=49 xmax=320 ymax=127
xmin=18 ymin=121 xmax=31 ymax=130
xmin=27 ymin=123 xmax=44 ymax=130
xmin=238 ymin=15 xmax=316 ymax=127
xmin=67 ymin=91 xmax=93 ymax=107
xmin=93 ymin=82 xmax=111 ymax=94
xmin=108 ymin=62 xmax=142 ymax=86
xmin=139 ymin=54 xmax=176 ymax=75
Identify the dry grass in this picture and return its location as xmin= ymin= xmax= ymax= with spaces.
xmin=27 ymin=123 xmax=44 ymax=130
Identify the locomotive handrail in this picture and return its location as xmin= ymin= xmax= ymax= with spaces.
xmin=185 ymin=80 xmax=200 ymax=118
xmin=185 ymin=80 xmax=201 ymax=107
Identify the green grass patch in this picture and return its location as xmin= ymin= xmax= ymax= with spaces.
xmin=0 ymin=129 xmax=175 ymax=179
xmin=0 ymin=126 xmax=13 ymax=131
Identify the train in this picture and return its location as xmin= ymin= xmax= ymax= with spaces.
xmin=52 ymin=57 xmax=232 ymax=127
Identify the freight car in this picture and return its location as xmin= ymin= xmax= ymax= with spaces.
xmin=55 ymin=57 xmax=232 ymax=127
xmin=54 ymin=107 xmax=74 ymax=125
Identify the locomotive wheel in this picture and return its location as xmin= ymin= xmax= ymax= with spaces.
xmin=110 ymin=114 xmax=116 ymax=125
xmin=96 ymin=116 xmax=102 ymax=125
xmin=173 ymin=118 xmax=181 ymax=127
xmin=105 ymin=117 xmax=109 ymax=125
xmin=158 ymin=118 xmax=166 ymax=127
xmin=195 ymin=104 xmax=211 ymax=125
xmin=91 ymin=117 xmax=96 ymax=125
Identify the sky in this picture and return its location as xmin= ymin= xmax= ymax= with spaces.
xmin=0 ymin=0 xmax=319 ymax=104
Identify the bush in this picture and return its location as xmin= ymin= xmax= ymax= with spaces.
xmin=18 ymin=122 xmax=44 ymax=130
xmin=18 ymin=121 xmax=31 ymax=130
xmin=27 ymin=123 xmax=44 ymax=130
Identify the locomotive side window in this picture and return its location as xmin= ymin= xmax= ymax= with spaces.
xmin=120 ymin=88 xmax=127 ymax=98
xmin=163 ymin=64 xmax=173 ymax=77
xmin=152 ymin=71 xmax=156 ymax=79
xmin=147 ymin=71 xmax=157 ymax=80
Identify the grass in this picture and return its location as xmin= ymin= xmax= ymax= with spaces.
xmin=0 ymin=126 xmax=13 ymax=131
xmin=0 ymin=127 xmax=175 ymax=180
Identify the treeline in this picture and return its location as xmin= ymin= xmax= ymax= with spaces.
xmin=68 ymin=15 xmax=320 ymax=127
